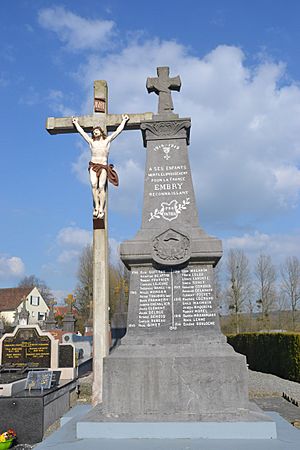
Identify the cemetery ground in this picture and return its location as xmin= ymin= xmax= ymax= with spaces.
xmin=33 ymin=366 xmax=300 ymax=449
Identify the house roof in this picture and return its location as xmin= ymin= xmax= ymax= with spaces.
xmin=54 ymin=306 xmax=78 ymax=317
xmin=0 ymin=287 xmax=33 ymax=312
xmin=48 ymin=329 xmax=69 ymax=342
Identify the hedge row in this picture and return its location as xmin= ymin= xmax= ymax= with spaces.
xmin=227 ymin=332 xmax=300 ymax=382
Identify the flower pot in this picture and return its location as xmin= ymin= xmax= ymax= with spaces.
xmin=0 ymin=439 xmax=13 ymax=450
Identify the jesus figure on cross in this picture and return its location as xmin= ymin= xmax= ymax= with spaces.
xmin=72 ymin=114 xmax=129 ymax=219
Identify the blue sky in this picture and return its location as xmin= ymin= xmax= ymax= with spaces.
xmin=1 ymin=1 xmax=300 ymax=301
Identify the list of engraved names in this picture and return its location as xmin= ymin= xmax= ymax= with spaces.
xmin=128 ymin=266 xmax=216 ymax=330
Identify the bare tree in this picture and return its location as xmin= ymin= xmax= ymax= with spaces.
xmin=226 ymin=249 xmax=252 ymax=333
xmin=254 ymin=254 xmax=277 ymax=327
xmin=18 ymin=274 xmax=53 ymax=305
xmin=74 ymin=244 xmax=129 ymax=323
xmin=280 ymin=256 xmax=300 ymax=330
xmin=74 ymin=245 xmax=93 ymax=321
xmin=213 ymin=261 xmax=224 ymax=313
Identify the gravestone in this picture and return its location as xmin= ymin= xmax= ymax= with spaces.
xmin=58 ymin=344 xmax=75 ymax=368
xmin=1 ymin=327 xmax=52 ymax=369
xmin=77 ymin=67 xmax=276 ymax=439
xmin=0 ymin=326 xmax=77 ymax=444
xmin=0 ymin=325 xmax=77 ymax=382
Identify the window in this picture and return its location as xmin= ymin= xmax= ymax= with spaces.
xmin=30 ymin=296 xmax=40 ymax=306
xmin=38 ymin=312 xmax=44 ymax=321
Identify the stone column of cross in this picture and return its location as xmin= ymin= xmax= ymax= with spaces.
xmin=46 ymin=80 xmax=153 ymax=405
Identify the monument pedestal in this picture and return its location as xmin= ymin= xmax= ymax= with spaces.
xmin=79 ymin=69 xmax=277 ymax=440
xmin=77 ymin=339 xmax=277 ymax=439
xmin=102 ymin=340 xmax=250 ymax=417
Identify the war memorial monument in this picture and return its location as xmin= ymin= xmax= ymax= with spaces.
xmin=47 ymin=67 xmax=277 ymax=440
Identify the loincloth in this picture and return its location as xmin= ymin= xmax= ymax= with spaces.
xmin=88 ymin=162 xmax=119 ymax=186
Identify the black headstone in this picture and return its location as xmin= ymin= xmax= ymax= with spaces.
xmin=51 ymin=370 xmax=61 ymax=387
xmin=1 ymin=328 xmax=51 ymax=369
xmin=58 ymin=344 xmax=74 ymax=368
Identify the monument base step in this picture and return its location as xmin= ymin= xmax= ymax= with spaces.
xmin=76 ymin=403 xmax=277 ymax=440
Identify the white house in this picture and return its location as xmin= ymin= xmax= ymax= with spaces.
xmin=0 ymin=287 xmax=49 ymax=325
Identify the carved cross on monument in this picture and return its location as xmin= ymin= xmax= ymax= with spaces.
xmin=146 ymin=66 xmax=181 ymax=115
xmin=45 ymin=78 xmax=154 ymax=405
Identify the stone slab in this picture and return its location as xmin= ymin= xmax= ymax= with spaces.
xmin=0 ymin=377 xmax=26 ymax=396
xmin=76 ymin=419 xmax=276 ymax=439
xmin=0 ymin=379 xmax=76 ymax=444
xmin=34 ymin=408 xmax=300 ymax=450
xmin=254 ymin=397 xmax=300 ymax=425
xmin=101 ymin=351 xmax=249 ymax=417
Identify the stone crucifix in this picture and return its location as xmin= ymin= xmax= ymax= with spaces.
xmin=146 ymin=66 xmax=181 ymax=115
xmin=47 ymin=81 xmax=153 ymax=220
xmin=46 ymin=80 xmax=153 ymax=405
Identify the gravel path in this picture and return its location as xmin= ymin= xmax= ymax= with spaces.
xmin=248 ymin=369 xmax=300 ymax=401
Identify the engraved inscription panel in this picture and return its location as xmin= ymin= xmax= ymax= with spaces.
xmin=142 ymin=135 xmax=199 ymax=229
xmin=1 ymin=328 xmax=51 ymax=368
xmin=147 ymin=159 xmax=191 ymax=223
xmin=128 ymin=265 xmax=217 ymax=331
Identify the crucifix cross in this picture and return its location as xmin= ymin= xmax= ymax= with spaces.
xmin=46 ymin=80 xmax=153 ymax=222
xmin=45 ymin=78 xmax=154 ymax=405
xmin=146 ymin=66 xmax=181 ymax=115
xmin=46 ymin=80 xmax=153 ymax=135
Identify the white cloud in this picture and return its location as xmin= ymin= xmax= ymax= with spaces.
xmin=68 ymin=40 xmax=300 ymax=228
xmin=72 ymin=145 xmax=90 ymax=185
xmin=0 ymin=255 xmax=25 ymax=279
xmin=51 ymin=289 xmax=69 ymax=304
xmin=57 ymin=226 xmax=92 ymax=248
xmin=38 ymin=6 xmax=115 ymax=51
xmin=41 ymin=7 xmax=300 ymax=230
xmin=273 ymin=166 xmax=300 ymax=207
xmin=224 ymin=230 xmax=300 ymax=264
xmin=19 ymin=86 xmax=41 ymax=106
xmin=42 ymin=226 xmax=92 ymax=283
xmin=108 ymin=157 xmax=144 ymax=213
xmin=57 ymin=249 xmax=81 ymax=264
xmin=47 ymin=90 xmax=76 ymax=116
xmin=109 ymin=237 xmax=120 ymax=266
